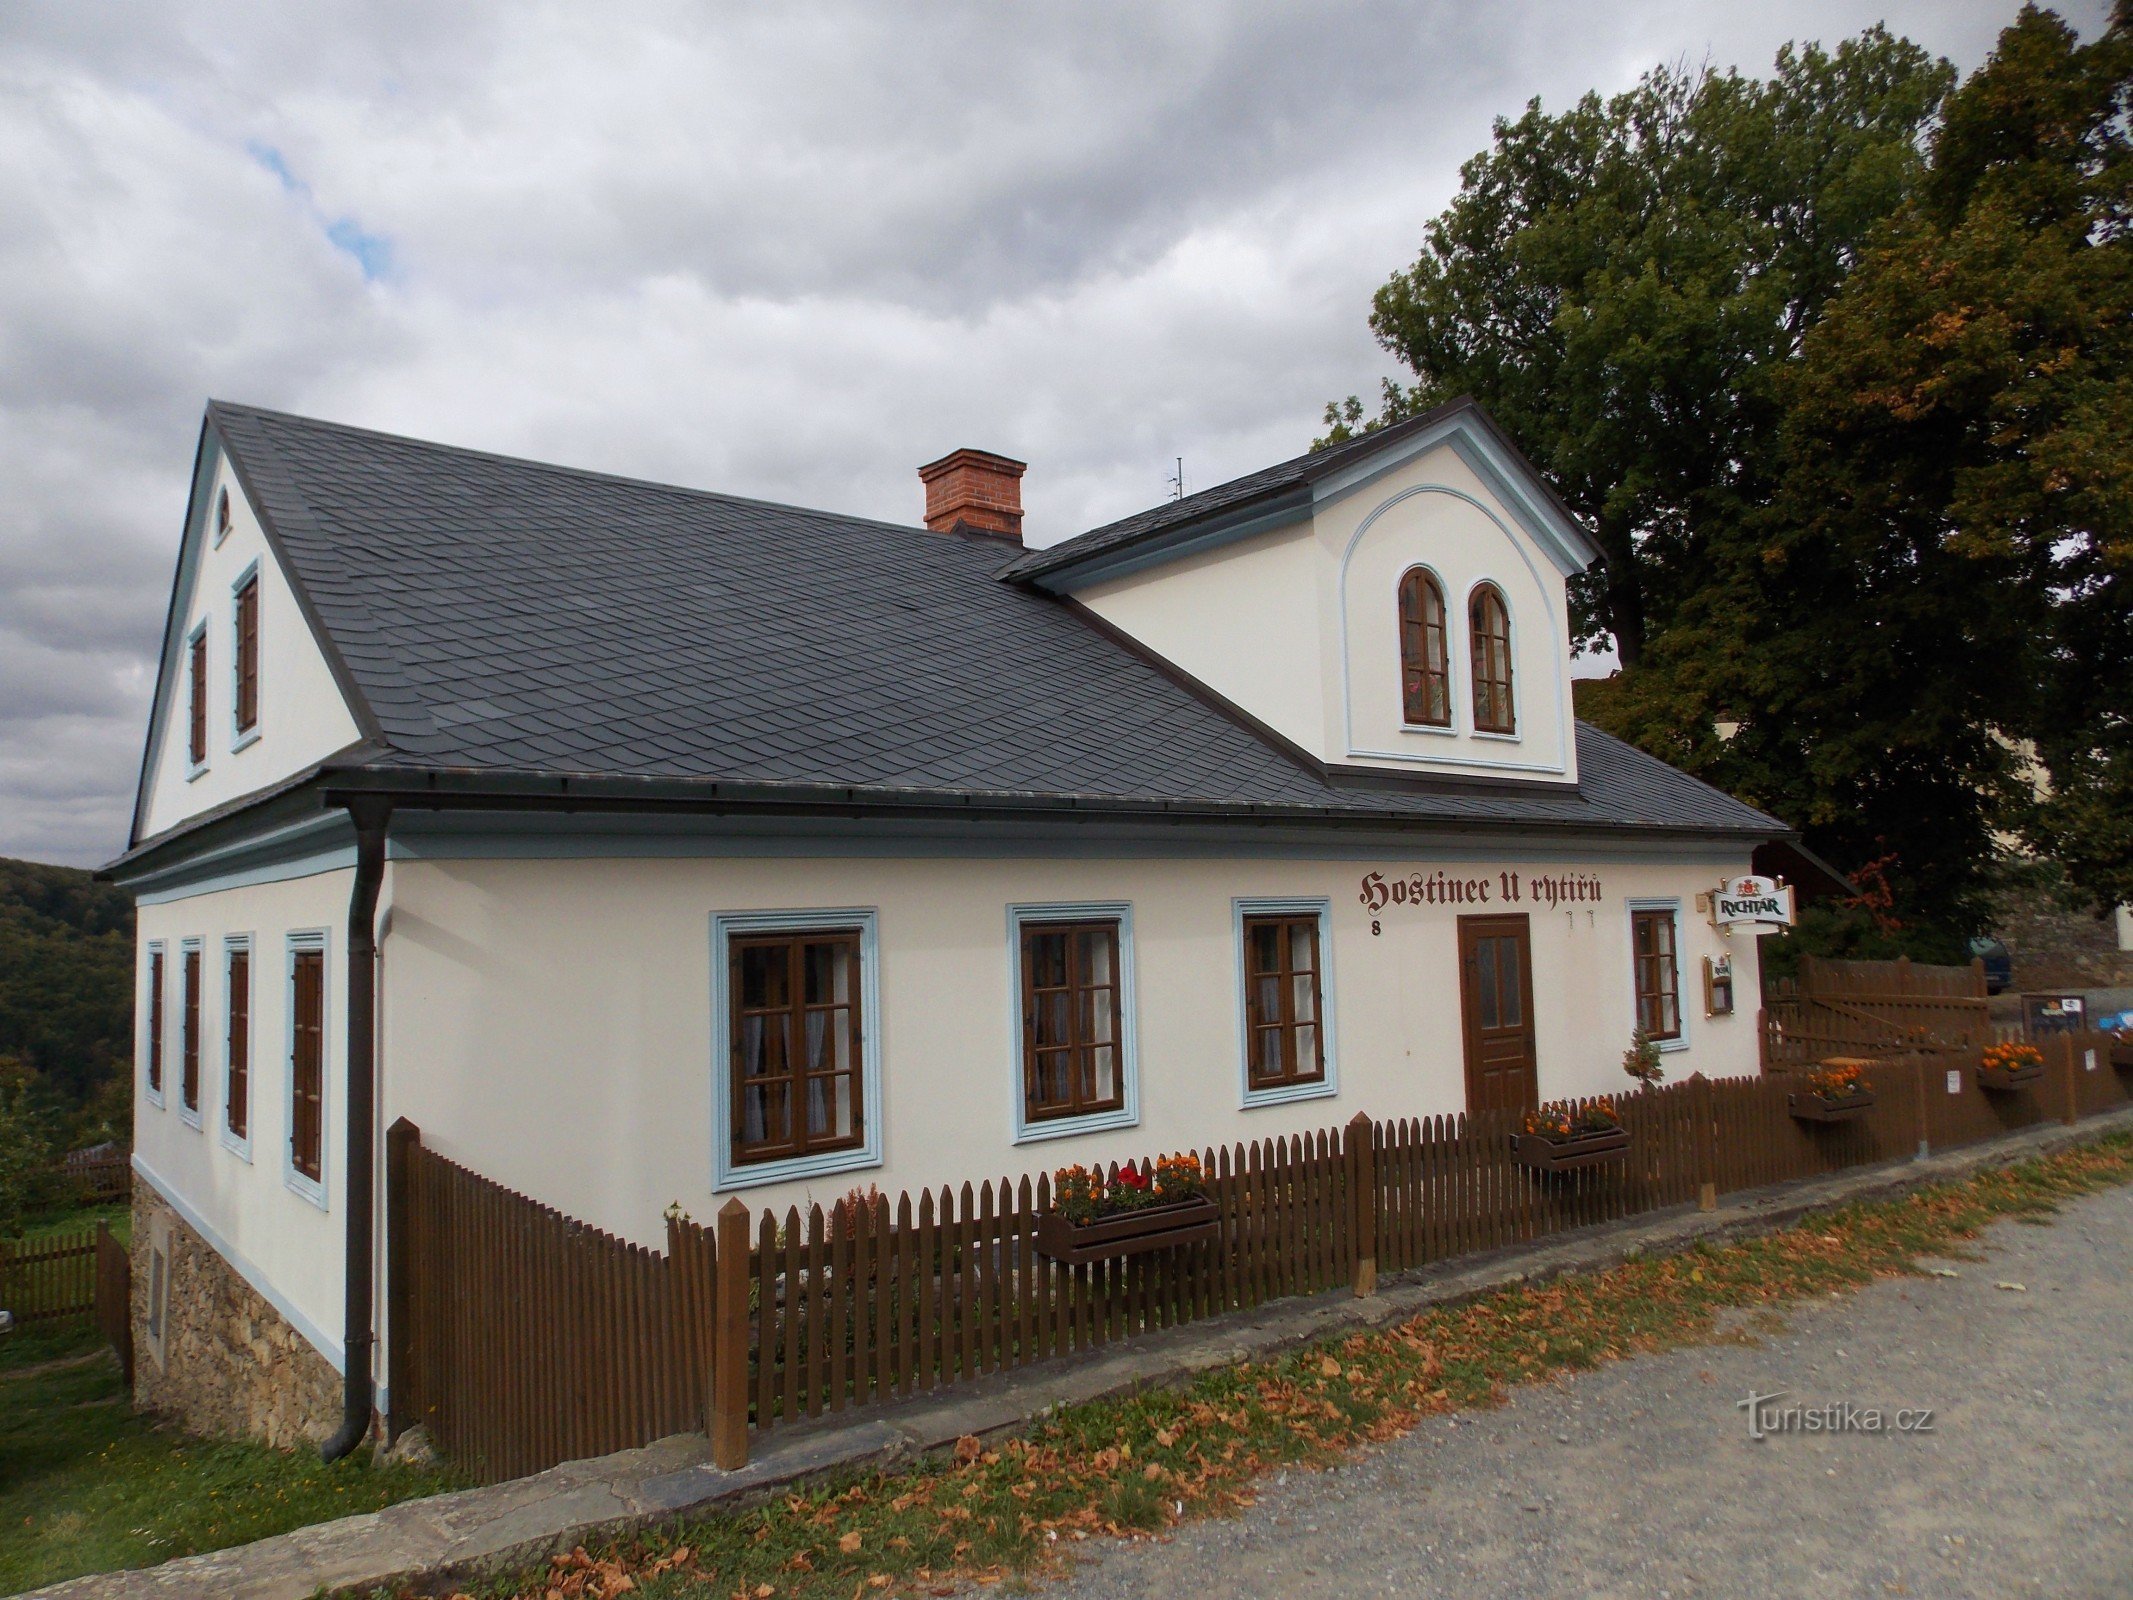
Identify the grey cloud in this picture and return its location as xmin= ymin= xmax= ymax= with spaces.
xmin=0 ymin=0 xmax=2089 ymax=866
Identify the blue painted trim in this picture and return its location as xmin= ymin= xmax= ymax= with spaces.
xmin=1233 ymin=897 xmax=1341 ymax=1110
xmin=1028 ymin=492 xmax=1313 ymax=593
xmin=131 ymin=1153 xmax=345 ymax=1373
xmin=384 ymin=812 xmax=1754 ymax=867
xmin=126 ymin=813 xmax=355 ymax=906
xmin=142 ymin=941 xmax=167 ymax=1109
xmin=709 ymin=908 xmax=884 ymax=1194
xmin=1006 ymin=901 xmax=1141 ymax=1146
xmin=1624 ymin=897 xmax=1690 ymax=1054
xmin=177 ymin=938 xmax=205 ymax=1129
xmin=1336 ymin=483 xmax=1572 ymax=778
xmin=220 ymin=933 xmax=254 ymax=1163
xmin=283 ymin=929 xmax=330 ymax=1210
xmin=228 ymin=556 xmax=262 ymax=752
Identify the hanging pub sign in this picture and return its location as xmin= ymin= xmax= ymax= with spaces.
xmin=1711 ymin=874 xmax=1794 ymax=931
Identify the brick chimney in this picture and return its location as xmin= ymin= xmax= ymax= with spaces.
xmin=918 ymin=448 xmax=1025 ymax=543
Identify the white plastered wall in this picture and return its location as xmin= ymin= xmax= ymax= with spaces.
xmin=1075 ymin=438 xmax=1576 ymax=783
xmin=381 ymin=845 xmax=1760 ymax=1248
xmin=137 ymin=450 xmax=364 ymax=842
xmin=133 ymin=867 xmax=353 ymax=1370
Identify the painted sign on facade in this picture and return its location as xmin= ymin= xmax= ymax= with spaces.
xmin=1357 ymin=869 xmax=1604 ymax=914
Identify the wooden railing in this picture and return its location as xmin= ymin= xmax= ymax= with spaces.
xmin=391 ymin=1030 xmax=2131 ymax=1484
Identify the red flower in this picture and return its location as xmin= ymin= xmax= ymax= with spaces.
xmin=1117 ymin=1166 xmax=1149 ymax=1190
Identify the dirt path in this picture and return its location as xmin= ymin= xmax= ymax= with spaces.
xmin=1029 ymin=1184 xmax=2133 ymax=1599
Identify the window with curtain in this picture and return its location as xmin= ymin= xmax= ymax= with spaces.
xmin=1632 ymin=908 xmax=1682 ymax=1040
xmin=729 ymin=929 xmax=865 ymax=1165
xmin=1397 ymin=568 xmax=1451 ymax=726
xmin=1469 ymin=584 xmax=1515 ymax=734
xmin=1242 ymin=913 xmax=1326 ymax=1091
xmin=1020 ymin=919 xmax=1126 ymax=1123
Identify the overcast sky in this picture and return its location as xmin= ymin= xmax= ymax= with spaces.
xmin=0 ymin=1 xmax=2089 ymax=868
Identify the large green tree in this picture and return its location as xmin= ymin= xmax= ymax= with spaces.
xmin=1329 ymin=30 xmax=1954 ymax=665
xmin=1336 ymin=5 xmax=2131 ymax=943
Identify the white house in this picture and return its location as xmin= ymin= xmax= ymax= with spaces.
xmin=108 ymin=396 xmax=1791 ymax=1452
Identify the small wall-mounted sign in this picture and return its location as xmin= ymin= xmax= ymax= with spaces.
xmin=2022 ymin=993 xmax=2085 ymax=1040
xmin=1946 ymin=1069 xmax=1963 ymax=1095
xmin=1703 ymin=954 xmax=1735 ymax=1017
xmin=2086 ymin=1048 xmax=2099 ymax=1073
xmin=1712 ymin=875 xmax=1794 ymax=931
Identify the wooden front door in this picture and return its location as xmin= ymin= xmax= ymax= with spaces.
xmin=1459 ymin=914 xmax=1538 ymax=1114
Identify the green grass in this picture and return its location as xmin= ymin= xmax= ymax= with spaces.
xmin=379 ymin=1131 xmax=2133 ymax=1600
xmin=13 ymin=1201 xmax=131 ymax=1248
xmin=0 ymin=1324 xmax=461 ymax=1596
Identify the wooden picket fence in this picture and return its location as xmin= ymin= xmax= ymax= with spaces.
xmin=391 ymin=1030 xmax=2133 ymax=1484
xmin=1 ymin=1226 xmax=99 ymax=1324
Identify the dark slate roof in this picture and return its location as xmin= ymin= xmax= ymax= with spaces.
xmin=999 ymin=394 xmax=1597 ymax=585
xmin=204 ymin=401 xmax=1780 ymax=839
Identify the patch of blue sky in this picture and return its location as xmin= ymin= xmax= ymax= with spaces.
xmin=246 ymin=140 xmax=395 ymax=282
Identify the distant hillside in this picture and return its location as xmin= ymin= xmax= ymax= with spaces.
xmin=0 ymin=857 xmax=133 ymax=1137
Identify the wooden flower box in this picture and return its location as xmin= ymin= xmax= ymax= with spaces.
xmin=1789 ymin=1089 xmax=1876 ymax=1123
xmin=1513 ymin=1127 xmax=1630 ymax=1173
xmin=1977 ymin=1061 xmax=2044 ymax=1093
xmin=1034 ymin=1195 xmax=1219 ymax=1265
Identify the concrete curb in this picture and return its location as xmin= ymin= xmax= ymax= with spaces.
xmin=27 ymin=1108 xmax=2133 ymax=1600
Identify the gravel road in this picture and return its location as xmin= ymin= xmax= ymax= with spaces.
xmin=1018 ymin=1183 xmax=2133 ymax=1599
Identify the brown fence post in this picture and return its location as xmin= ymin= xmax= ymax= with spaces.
xmin=383 ymin=1118 xmax=420 ymax=1443
xmin=1346 ymin=1112 xmax=1377 ymax=1298
xmin=2062 ymin=1033 xmax=2081 ymax=1126
xmin=712 ymin=1198 xmax=750 ymax=1470
xmin=1693 ymin=1074 xmax=1717 ymax=1211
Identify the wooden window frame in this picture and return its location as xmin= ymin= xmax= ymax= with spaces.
xmin=727 ymin=928 xmax=866 ymax=1168
xmin=213 ymin=486 xmax=232 ymax=545
xmin=232 ymin=565 xmax=261 ymax=743
xmin=1236 ymin=898 xmax=1338 ymax=1107
xmin=223 ymin=935 xmax=253 ymax=1157
xmin=1627 ymin=901 xmax=1686 ymax=1048
xmin=1007 ymin=902 xmax=1139 ymax=1144
xmin=178 ymin=939 xmax=203 ymax=1126
xmin=1468 ymin=583 xmax=1516 ymax=736
xmin=712 ymin=909 xmax=882 ymax=1193
xmin=286 ymin=931 xmax=329 ymax=1205
xmin=185 ymin=622 xmax=209 ymax=773
xmin=144 ymin=942 xmax=166 ymax=1106
xmin=1019 ymin=919 xmax=1127 ymax=1126
xmin=1396 ymin=567 xmax=1453 ymax=729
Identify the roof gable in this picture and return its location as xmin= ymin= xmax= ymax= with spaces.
xmin=1001 ymin=397 xmax=1602 ymax=592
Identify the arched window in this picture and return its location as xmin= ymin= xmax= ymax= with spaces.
xmin=1469 ymin=584 xmax=1515 ymax=734
xmin=1397 ymin=569 xmax=1450 ymax=727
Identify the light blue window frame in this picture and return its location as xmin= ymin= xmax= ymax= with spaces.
xmin=1624 ymin=897 xmax=1690 ymax=1053
xmin=1233 ymin=896 xmax=1340 ymax=1109
xmin=229 ymin=558 xmax=262 ymax=753
xmin=142 ymin=940 xmax=167 ymax=1109
xmin=1006 ymin=901 xmax=1141 ymax=1145
xmin=284 ymin=928 xmax=329 ymax=1209
xmin=220 ymin=933 xmax=254 ymax=1162
xmin=710 ymin=908 xmax=883 ymax=1194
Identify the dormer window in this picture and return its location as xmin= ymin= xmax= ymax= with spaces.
xmin=1469 ymin=583 xmax=1515 ymax=735
xmin=1397 ymin=568 xmax=1451 ymax=727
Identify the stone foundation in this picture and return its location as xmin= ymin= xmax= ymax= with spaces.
xmin=131 ymin=1181 xmax=342 ymax=1448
